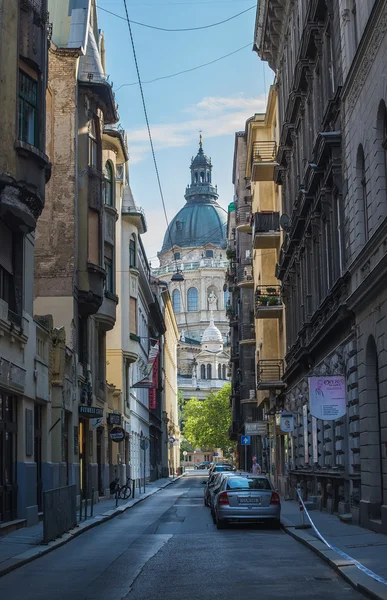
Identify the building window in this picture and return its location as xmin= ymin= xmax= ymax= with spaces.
xmin=0 ymin=220 xmax=14 ymax=307
xmin=103 ymin=162 xmax=114 ymax=206
xmin=174 ymin=252 xmax=181 ymax=261
xmin=97 ymin=330 xmax=105 ymax=387
xmin=224 ymin=290 xmax=230 ymax=308
xmin=187 ymin=287 xmax=198 ymax=312
xmin=104 ymin=257 xmax=114 ymax=293
xmin=88 ymin=209 xmax=100 ymax=265
xmin=205 ymin=250 xmax=213 ymax=258
xmin=78 ymin=317 xmax=88 ymax=366
xmin=129 ymin=235 xmax=136 ymax=268
xmin=200 ymin=364 xmax=206 ymax=379
xmin=172 ymin=289 xmax=181 ymax=313
xmin=222 ymin=364 xmax=226 ymax=380
xmin=130 ymin=297 xmax=137 ymax=335
xmin=356 ymin=145 xmax=369 ymax=244
xmin=88 ymin=119 xmax=98 ymax=168
xmin=18 ymin=71 xmax=38 ymax=147
xmin=218 ymin=364 xmax=221 ymax=379
xmin=207 ymin=364 xmax=212 ymax=380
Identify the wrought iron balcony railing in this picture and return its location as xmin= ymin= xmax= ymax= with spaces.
xmin=253 ymin=212 xmax=281 ymax=249
xmin=255 ymin=284 xmax=283 ymax=319
xmin=236 ymin=199 xmax=252 ymax=232
xmin=256 ymin=359 xmax=285 ymax=390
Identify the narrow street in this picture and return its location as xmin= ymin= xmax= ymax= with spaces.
xmin=0 ymin=473 xmax=363 ymax=600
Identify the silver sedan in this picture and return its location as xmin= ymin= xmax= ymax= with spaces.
xmin=212 ymin=474 xmax=281 ymax=529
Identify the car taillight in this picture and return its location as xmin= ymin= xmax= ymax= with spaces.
xmin=218 ymin=492 xmax=229 ymax=505
xmin=270 ymin=492 xmax=280 ymax=505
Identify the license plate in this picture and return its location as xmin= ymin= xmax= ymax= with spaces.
xmin=238 ymin=497 xmax=261 ymax=505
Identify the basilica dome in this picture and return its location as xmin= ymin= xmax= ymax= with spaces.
xmin=160 ymin=138 xmax=227 ymax=252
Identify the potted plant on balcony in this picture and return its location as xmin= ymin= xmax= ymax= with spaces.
xmin=266 ymin=287 xmax=278 ymax=295
xmin=226 ymin=248 xmax=236 ymax=260
xmin=268 ymin=296 xmax=280 ymax=306
xmin=257 ymin=296 xmax=269 ymax=306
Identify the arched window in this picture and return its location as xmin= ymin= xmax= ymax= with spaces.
xmin=172 ymin=289 xmax=180 ymax=313
xmin=174 ymin=252 xmax=181 ymax=261
xmin=356 ymin=145 xmax=368 ymax=245
xmin=195 ymin=172 xmax=198 ymax=183
xmin=200 ymin=364 xmax=206 ymax=379
xmin=207 ymin=364 xmax=212 ymax=380
xmin=200 ymin=171 xmax=205 ymax=182
xmin=187 ymin=287 xmax=198 ymax=312
xmin=103 ymin=162 xmax=114 ymax=206
xmin=222 ymin=364 xmax=227 ymax=380
xmin=129 ymin=234 xmax=136 ymax=268
xmin=218 ymin=364 xmax=221 ymax=379
xmin=224 ymin=290 xmax=230 ymax=308
xmin=376 ymin=100 xmax=387 ymax=220
xmin=207 ymin=171 xmax=211 ymax=183
xmin=88 ymin=119 xmax=98 ymax=168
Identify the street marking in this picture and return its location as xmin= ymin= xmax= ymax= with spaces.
xmin=296 ymin=489 xmax=387 ymax=586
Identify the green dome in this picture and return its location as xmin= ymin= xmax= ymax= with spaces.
xmin=161 ymin=201 xmax=226 ymax=252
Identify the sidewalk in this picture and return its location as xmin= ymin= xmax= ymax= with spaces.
xmin=281 ymin=499 xmax=387 ymax=600
xmin=0 ymin=475 xmax=182 ymax=578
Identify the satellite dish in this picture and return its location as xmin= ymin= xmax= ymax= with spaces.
xmin=280 ymin=214 xmax=290 ymax=231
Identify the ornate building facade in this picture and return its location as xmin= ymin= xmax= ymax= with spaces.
xmin=153 ymin=139 xmax=230 ymax=399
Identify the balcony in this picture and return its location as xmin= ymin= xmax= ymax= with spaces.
xmin=253 ymin=212 xmax=281 ymax=249
xmin=240 ymin=373 xmax=256 ymax=404
xmin=237 ymin=261 xmax=254 ymax=288
xmin=255 ymin=285 xmax=283 ymax=319
xmin=95 ymin=291 xmax=119 ymax=332
xmin=256 ymin=359 xmax=286 ymax=391
xmin=236 ymin=200 xmax=252 ymax=232
xmin=230 ymin=343 xmax=240 ymax=362
xmin=251 ymin=141 xmax=278 ymax=181
xmin=122 ymin=204 xmax=147 ymax=233
xmin=239 ymin=323 xmax=255 ymax=346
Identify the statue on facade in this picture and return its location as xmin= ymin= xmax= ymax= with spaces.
xmin=208 ymin=291 xmax=218 ymax=311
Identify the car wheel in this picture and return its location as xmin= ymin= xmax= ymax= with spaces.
xmin=216 ymin=518 xmax=226 ymax=530
xmin=211 ymin=509 xmax=216 ymax=523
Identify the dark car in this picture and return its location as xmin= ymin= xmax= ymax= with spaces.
xmin=195 ymin=461 xmax=211 ymax=470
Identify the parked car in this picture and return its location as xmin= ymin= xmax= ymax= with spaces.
xmin=208 ymin=463 xmax=234 ymax=476
xmin=205 ymin=471 xmax=245 ymax=509
xmin=212 ymin=474 xmax=281 ymax=529
xmin=195 ymin=461 xmax=211 ymax=470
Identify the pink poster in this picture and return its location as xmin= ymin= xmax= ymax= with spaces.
xmin=309 ymin=376 xmax=346 ymax=420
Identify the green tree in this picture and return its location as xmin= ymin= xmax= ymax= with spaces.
xmin=183 ymin=383 xmax=233 ymax=452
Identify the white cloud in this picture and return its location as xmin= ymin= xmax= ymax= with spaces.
xmin=126 ymin=94 xmax=267 ymax=163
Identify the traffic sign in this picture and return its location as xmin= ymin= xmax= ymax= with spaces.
xmin=214 ymin=452 xmax=219 ymax=457
xmin=168 ymin=436 xmax=175 ymax=444
xmin=240 ymin=435 xmax=251 ymax=445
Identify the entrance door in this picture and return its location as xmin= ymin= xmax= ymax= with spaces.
xmin=79 ymin=419 xmax=87 ymax=496
xmin=96 ymin=427 xmax=103 ymax=496
xmin=34 ymin=405 xmax=43 ymax=512
xmin=0 ymin=394 xmax=18 ymax=523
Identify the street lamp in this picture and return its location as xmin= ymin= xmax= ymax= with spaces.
xmin=171 ymin=270 xmax=184 ymax=282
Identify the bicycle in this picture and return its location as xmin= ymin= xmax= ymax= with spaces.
xmin=111 ymin=476 xmax=132 ymax=500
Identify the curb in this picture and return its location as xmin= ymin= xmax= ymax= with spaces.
xmin=281 ymin=522 xmax=387 ymax=600
xmin=0 ymin=474 xmax=185 ymax=579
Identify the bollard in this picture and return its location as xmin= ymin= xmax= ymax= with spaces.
xmin=132 ymin=479 xmax=135 ymax=499
xmin=115 ymin=486 xmax=119 ymax=507
xmin=91 ymin=487 xmax=94 ymax=517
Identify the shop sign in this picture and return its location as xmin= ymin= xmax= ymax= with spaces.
xmin=244 ymin=421 xmax=267 ymax=436
xmin=280 ymin=412 xmax=294 ymax=433
xmin=109 ymin=426 xmax=125 ymax=442
xmin=91 ymin=417 xmax=104 ymax=429
xmin=107 ymin=413 xmax=121 ymax=426
xmin=79 ymin=405 xmax=103 ymax=418
xmin=309 ymin=376 xmax=346 ymax=421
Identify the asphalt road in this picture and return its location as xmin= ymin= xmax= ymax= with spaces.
xmin=0 ymin=472 xmax=363 ymax=600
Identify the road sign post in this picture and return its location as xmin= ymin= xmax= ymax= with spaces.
xmin=240 ymin=435 xmax=251 ymax=472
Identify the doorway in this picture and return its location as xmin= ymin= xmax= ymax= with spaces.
xmin=0 ymin=394 xmax=18 ymax=523
xmin=79 ymin=418 xmax=87 ymax=496
xmin=34 ymin=404 xmax=43 ymax=512
xmin=96 ymin=427 xmax=104 ymax=496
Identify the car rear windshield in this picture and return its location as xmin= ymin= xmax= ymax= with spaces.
xmin=215 ymin=466 xmax=233 ymax=471
xmin=226 ymin=477 xmax=271 ymax=490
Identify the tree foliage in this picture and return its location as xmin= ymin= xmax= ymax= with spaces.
xmin=182 ymin=384 xmax=232 ymax=452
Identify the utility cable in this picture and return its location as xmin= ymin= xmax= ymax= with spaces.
xmin=99 ymin=4 xmax=254 ymax=31
xmin=115 ymin=43 xmax=251 ymax=90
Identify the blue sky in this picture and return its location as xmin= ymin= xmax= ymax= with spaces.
xmin=97 ymin=0 xmax=273 ymax=263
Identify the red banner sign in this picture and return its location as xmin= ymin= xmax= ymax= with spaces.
xmin=149 ymin=354 xmax=159 ymax=410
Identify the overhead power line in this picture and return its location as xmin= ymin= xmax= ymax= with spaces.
xmin=115 ymin=42 xmax=251 ymax=90
xmin=98 ymin=4 xmax=254 ymax=31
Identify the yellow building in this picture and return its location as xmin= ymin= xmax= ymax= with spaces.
xmin=245 ymin=87 xmax=287 ymax=493
xmin=161 ymin=290 xmax=181 ymax=476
